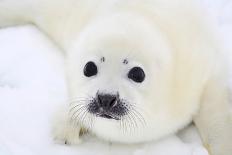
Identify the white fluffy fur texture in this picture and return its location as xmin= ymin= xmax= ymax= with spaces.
xmin=0 ymin=25 xmax=208 ymax=155
xmin=0 ymin=0 xmax=232 ymax=155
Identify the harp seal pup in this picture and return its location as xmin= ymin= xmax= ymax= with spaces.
xmin=0 ymin=0 xmax=231 ymax=154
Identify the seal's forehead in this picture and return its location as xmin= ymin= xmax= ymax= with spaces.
xmin=74 ymin=13 xmax=173 ymax=67
xmin=83 ymin=33 xmax=172 ymax=68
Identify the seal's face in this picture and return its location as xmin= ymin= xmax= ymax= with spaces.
xmin=65 ymin=14 xmax=197 ymax=143
xmin=83 ymin=57 xmax=146 ymax=120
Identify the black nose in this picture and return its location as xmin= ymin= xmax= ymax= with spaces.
xmin=97 ymin=94 xmax=118 ymax=110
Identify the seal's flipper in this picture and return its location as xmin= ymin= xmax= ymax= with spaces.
xmin=52 ymin=105 xmax=83 ymax=145
xmin=194 ymin=77 xmax=232 ymax=155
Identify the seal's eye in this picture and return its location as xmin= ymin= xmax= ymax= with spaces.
xmin=84 ymin=61 xmax=98 ymax=77
xmin=128 ymin=67 xmax=145 ymax=83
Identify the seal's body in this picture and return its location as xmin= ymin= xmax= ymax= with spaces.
xmin=0 ymin=0 xmax=232 ymax=154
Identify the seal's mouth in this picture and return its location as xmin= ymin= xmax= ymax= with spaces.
xmin=97 ymin=113 xmax=120 ymax=120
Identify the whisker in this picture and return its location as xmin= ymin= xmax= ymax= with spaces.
xmin=128 ymin=111 xmax=138 ymax=133
xmin=83 ymin=111 xmax=94 ymax=132
xmin=120 ymin=117 xmax=127 ymax=134
xmin=125 ymin=115 xmax=132 ymax=133
xmin=85 ymin=114 xmax=91 ymax=131
xmin=66 ymin=95 xmax=96 ymax=132
xmin=131 ymin=110 xmax=145 ymax=127
xmin=70 ymin=105 xmax=87 ymax=121
xmin=128 ymin=110 xmax=138 ymax=130
xmin=88 ymin=114 xmax=95 ymax=131
xmin=73 ymin=107 xmax=87 ymax=126
xmin=69 ymin=103 xmax=86 ymax=112
xmin=129 ymin=104 xmax=146 ymax=127
xmin=81 ymin=108 xmax=89 ymax=125
xmin=132 ymin=109 xmax=146 ymax=127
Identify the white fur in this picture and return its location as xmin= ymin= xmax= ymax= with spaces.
xmin=0 ymin=0 xmax=232 ymax=154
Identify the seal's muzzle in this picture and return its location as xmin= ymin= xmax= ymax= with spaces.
xmin=87 ymin=93 xmax=128 ymax=120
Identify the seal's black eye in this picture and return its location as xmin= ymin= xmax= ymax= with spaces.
xmin=128 ymin=67 xmax=145 ymax=83
xmin=84 ymin=61 xmax=98 ymax=77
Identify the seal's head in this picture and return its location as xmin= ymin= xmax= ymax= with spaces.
xmin=66 ymin=13 xmax=199 ymax=143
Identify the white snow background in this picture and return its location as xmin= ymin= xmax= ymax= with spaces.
xmin=0 ymin=1 xmax=231 ymax=155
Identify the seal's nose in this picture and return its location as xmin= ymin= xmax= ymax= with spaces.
xmin=97 ymin=94 xmax=118 ymax=110
xmin=87 ymin=92 xmax=126 ymax=120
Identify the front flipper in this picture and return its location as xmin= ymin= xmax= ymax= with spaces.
xmin=194 ymin=78 xmax=232 ymax=155
xmin=52 ymin=107 xmax=84 ymax=145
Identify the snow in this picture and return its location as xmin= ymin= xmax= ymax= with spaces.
xmin=0 ymin=1 xmax=231 ymax=155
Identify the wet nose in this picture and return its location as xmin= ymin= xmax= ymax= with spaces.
xmin=97 ymin=94 xmax=118 ymax=110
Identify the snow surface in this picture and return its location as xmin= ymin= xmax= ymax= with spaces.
xmin=0 ymin=1 xmax=231 ymax=155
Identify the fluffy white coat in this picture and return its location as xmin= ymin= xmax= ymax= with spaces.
xmin=0 ymin=0 xmax=232 ymax=155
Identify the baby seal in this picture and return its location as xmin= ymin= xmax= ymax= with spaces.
xmin=0 ymin=0 xmax=232 ymax=154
